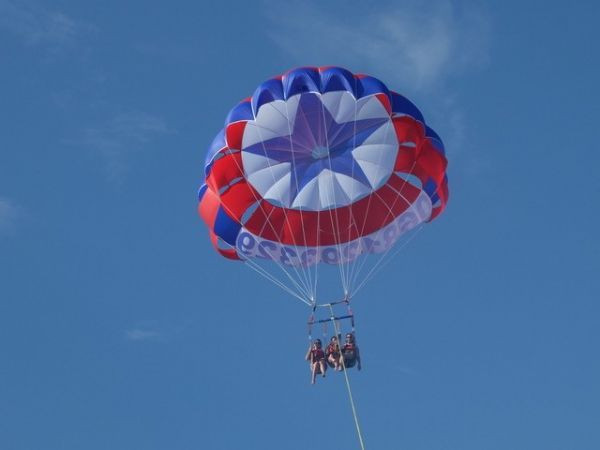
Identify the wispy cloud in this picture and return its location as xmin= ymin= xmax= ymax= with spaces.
xmin=394 ymin=365 xmax=417 ymax=376
xmin=263 ymin=0 xmax=489 ymax=92
xmin=125 ymin=320 xmax=164 ymax=342
xmin=84 ymin=112 xmax=170 ymax=148
xmin=263 ymin=0 xmax=490 ymax=172
xmin=79 ymin=111 xmax=172 ymax=182
xmin=0 ymin=197 xmax=19 ymax=234
xmin=125 ymin=328 xmax=162 ymax=342
xmin=0 ymin=0 xmax=90 ymax=48
xmin=124 ymin=320 xmax=190 ymax=342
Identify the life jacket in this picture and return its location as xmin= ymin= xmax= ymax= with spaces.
xmin=343 ymin=343 xmax=356 ymax=354
xmin=311 ymin=348 xmax=325 ymax=361
xmin=326 ymin=343 xmax=340 ymax=356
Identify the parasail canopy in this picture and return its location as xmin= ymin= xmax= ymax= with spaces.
xmin=198 ymin=66 xmax=448 ymax=304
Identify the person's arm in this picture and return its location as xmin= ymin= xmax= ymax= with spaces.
xmin=305 ymin=346 xmax=312 ymax=362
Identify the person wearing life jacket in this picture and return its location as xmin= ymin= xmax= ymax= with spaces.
xmin=325 ymin=335 xmax=342 ymax=371
xmin=305 ymin=339 xmax=327 ymax=384
xmin=341 ymin=333 xmax=361 ymax=370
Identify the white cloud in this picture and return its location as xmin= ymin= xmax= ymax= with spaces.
xmin=125 ymin=320 xmax=164 ymax=341
xmin=124 ymin=320 xmax=192 ymax=342
xmin=80 ymin=111 xmax=172 ymax=182
xmin=394 ymin=366 xmax=417 ymax=375
xmin=0 ymin=0 xmax=88 ymax=47
xmin=85 ymin=111 xmax=170 ymax=148
xmin=263 ymin=0 xmax=489 ymax=92
xmin=263 ymin=0 xmax=491 ymax=174
xmin=0 ymin=197 xmax=18 ymax=234
xmin=125 ymin=328 xmax=162 ymax=341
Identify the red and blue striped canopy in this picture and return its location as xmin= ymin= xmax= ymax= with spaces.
xmin=198 ymin=67 xmax=448 ymax=267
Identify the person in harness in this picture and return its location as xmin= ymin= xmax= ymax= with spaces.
xmin=305 ymin=339 xmax=327 ymax=384
xmin=325 ymin=335 xmax=342 ymax=371
xmin=341 ymin=333 xmax=361 ymax=370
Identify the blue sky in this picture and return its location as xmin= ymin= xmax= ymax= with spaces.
xmin=1 ymin=1 xmax=599 ymax=449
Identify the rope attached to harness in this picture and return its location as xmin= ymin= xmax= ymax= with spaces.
xmin=328 ymin=303 xmax=366 ymax=450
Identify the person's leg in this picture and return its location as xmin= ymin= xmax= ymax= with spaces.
xmin=311 ymin=363 xmax=317 ymax=384
xmin=319 ymin=360 xmax=326 ymax=377
xmin=328 ymin=354 xmax=337 ymax=370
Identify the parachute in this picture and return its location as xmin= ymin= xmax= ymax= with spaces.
xmin=197 ymin=66 xmax=448 ymax=449
xmin=197 ymin=66 xmax=448 ymax=306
